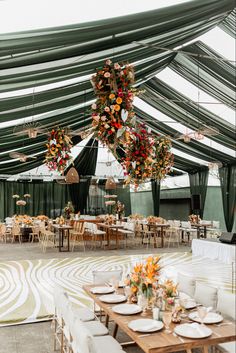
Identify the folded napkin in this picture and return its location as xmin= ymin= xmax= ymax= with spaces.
xmin=188 ymin=323 xmax=206 ymax=336
xmin=133 ymin=323 xmax=159 ymax=331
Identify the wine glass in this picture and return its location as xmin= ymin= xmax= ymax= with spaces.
xmin=197 ymin=306 xmax=207 ymax=325
xmin=162 ymin=312 xmax=172 ymax=333
xmin=124 ymin=286 xmax=132 ymax=303
xmin=110 ymin=278 xmax=119 ymax=294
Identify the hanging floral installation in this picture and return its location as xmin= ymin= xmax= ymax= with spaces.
xmin=90 ymin=59 xmax=174 ymax=187
xmin=152 ymin=136 xmax=174 ymax=180
xmin=91 ymin=59 xmax=137 ymax=149
xmin=45 ymin=128 xmax=73 ymax=173
xmin=121 ymin=124 xmax=155 ymax=186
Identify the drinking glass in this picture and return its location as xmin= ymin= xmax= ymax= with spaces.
xmin=162 ymin=312 xmax=172 ymax=333
xmin=124 ymin=286 xmax=132 ymax=303
xmin=197 ymin=306 xmax=207 ymax=325
xmin=110 ymin=278 xmax=119 ymax=294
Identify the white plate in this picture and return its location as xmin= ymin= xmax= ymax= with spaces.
xmin=112 ymin=304 xmax=142 ymax=315
xmin=128 ymin=319 xmax=163 ymax=333
xmin=184 ymin=300 xmax=197 ymax=310
xmin=99 ymin=294 xmax=127 ymax=303
xmin=189 ymin=312 xmax=223 ymax=324
xmin=174 ymin=323 xmax=212 ymax=339
xmin=90 ymin=286 xmax=115 ymax=294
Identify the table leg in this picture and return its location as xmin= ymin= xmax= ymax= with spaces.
xmin=204 ymin=226 xmax=207 ymax=238
xmin=105 ymin=314 xmax=109 ymax=328
xmin=202 ymin=345 xmax=209 ymax=353
xmin=107 ymin=229 xmax=110 ymax=249
xmin=59 ymin=230 xmax=62 ymax=252
xmin=153 ymin=232 xmax=157 ymax=248
xmin=113 ymin=323 xmax=118 ymax=338
xmin=186 ymin=349 xmax=192 ymax=353
xmin=197 ymin=228 xmax=200 ymax=239
xmin=67 ymin=229 xmax=70 ymax=251
xmin=116 ymin=228 xmax=119 ymax=249
xmin=161 ymin=228 xmax=164 ymax=248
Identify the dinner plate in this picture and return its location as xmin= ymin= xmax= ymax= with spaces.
xmin=184 ymin=300 xmax=197 ymax=310
xmin=90 ymin=286 xmax=115 ymax=294
xmin=99 ymin=294 xmax=127 ymax=303
xmin=174 ymin=323 xmax=212 ymax=339
xmin=128 ymin=319 xmax=163 ymax=333
xmin=112 ymin=304 xmax=142 ymax=315
xmin=189 ymin=312 xmax=223 ymax=324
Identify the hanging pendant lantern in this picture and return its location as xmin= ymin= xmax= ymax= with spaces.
xmin=66 ymin=167 xmax=79 ymax=184
xmin=105 ymin=177 xmax=116 ymax=190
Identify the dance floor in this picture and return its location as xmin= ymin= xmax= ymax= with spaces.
xmin=0 ymin=252 xmax=234 ymax=326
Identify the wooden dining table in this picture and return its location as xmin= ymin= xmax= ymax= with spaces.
xmin=83 ymin=284 xmax=236 ymax=353
xmin=190 ymin=223 xmax=212 ymax=239
xmin=141 ymin=223 xmax=170 ymax=248
xmin=97 ymin=223 xmax=124 ymax=249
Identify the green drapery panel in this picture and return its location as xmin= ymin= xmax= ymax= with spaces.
xmin=151 ymin=180 xmax=161 ymax=216
xmin=219 ymin=164 xmax=236 ymax=232
xmin=219 ymin=8 xmax=236 ymax=38
xmin=66 ymin=138 xmax=98 ymax=213
xmin=170 ymin=41 xmax=235 ymax=107
xmin=188 ymin=168 xmax=209 ymax=218
xmin=0 ymin=180 xmax=70 ymax=220
xmin=135 ymin=107 xmax=234 ymax=165
xmin=142 ymin=78 xmax=235 ymax=150
xmin=0 ymin=0 xmax=232 ymax=69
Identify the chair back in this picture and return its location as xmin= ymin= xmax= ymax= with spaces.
xmin=194 ymin=281 xmax=218 ymax=309
xmin=173 ymin=220 xmax=181 ymax=227
xmin=92 ymin=269 xmax=122 ymax=285
xmin=177 ymin=273 xmax=196 ymax=298
xmin=217 ymin=289 xmax=236 ymax=320
xmin=12 ymin=225 xmax=21 ymax=235
xmin=181 ymin=221 xmax=190 ymax=229
xmin=212 ymin=221 xmax=220 ymax=229
xmin=0 ymin=224 xmax=6 ymax=235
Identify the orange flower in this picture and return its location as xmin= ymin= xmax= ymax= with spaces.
xmin=114 ymin=104 xmax=120 ymax=111
xmin=116 ymin=97 xmax=122 ymax=104
xmin=109 ymin=93 xmax=115 ymax=100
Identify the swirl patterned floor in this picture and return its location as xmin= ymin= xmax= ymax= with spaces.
xmin=0 ymin=252 xmax=234 ymax=326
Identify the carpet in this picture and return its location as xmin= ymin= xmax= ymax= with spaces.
xmin=0 ymin=252 xmax=234 ymax=326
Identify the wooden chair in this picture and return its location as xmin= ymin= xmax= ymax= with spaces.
xmin=0 ymin=224 xmax=7 ymax=243
xmin=11 ymin=225 xmax=22 ymax=243
xmin=70 ymin=222 xmax=86 ymax=252
xmin=29 ymin=226 xmax=40 ymax=243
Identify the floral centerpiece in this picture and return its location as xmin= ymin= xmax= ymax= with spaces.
xmin=158 ymin=279 xmax=178 ymax=310
xmin=91 ymin=59 xmax=137 ymax=150
xmin=64 ymin=201 xmax=74 ymax=219
xmin=113 ymin=200 xmax=125 ymax=219
xmin=126 ymin=256 xmax=161 ymax=303
xmin=152 ymin=136 xmax=174 ymax=180
xmin=45 ymin=128 xmax=73 ymax=173
xmin=189 ymin=214 xmax=201 ymax=224
xmin=129 ymin=213 xmax=144 ymax=220
xmin=104 ymin=214 xmax=116 ymax=225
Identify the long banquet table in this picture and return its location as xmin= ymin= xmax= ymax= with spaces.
xmin=83 ymin=284 xmax=235 ymax=353
xmin=192 ymin=238 xmax=236 ymax=264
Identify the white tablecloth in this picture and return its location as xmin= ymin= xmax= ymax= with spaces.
xmin=192 ymin=239 xmax=235 ymax=264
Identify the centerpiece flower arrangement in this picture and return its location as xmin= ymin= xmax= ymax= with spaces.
xmin=189 ymin=214 xmax=201 ymax=224
xmin=125 ymin=256 xmax=161 ymax=302
xmin=113 ymin=200 xmax=125 ymax=219
xmin=45 ymin=128 xmax=73 ymax=173
xmin=104 ymin=214 xmax=116 ymax=225
xmin=158 ymin=279 xmax=178 ymax=310
xmin=91 ymin=59 xmax=137 ymax=149
xmin=64 ymin=201 xmax=74 ymax=219
xmin=129 ymin=213 xmax=144 ymax=220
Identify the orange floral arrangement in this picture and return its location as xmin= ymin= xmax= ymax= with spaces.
xmin=126 ymin=256 xmax=161 ymax=299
